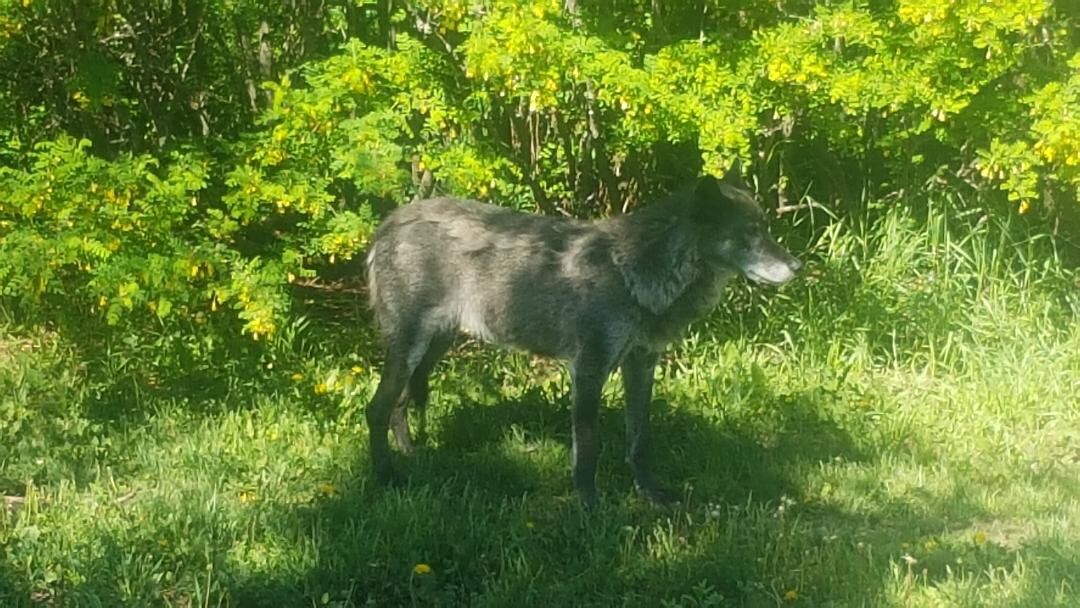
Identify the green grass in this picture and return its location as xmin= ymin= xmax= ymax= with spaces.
xmin=2 ymin=202 xmax=1079 ymax=607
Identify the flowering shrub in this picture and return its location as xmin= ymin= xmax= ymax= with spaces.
xmin=1 ymin=0 xmax=1076 ymax=349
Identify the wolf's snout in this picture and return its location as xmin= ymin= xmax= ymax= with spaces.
xmin=739 ymin=242 xmax=802 ymax=286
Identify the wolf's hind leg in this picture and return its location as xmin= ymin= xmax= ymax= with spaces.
xmin=367 ymin=326 xmax=436 ymax=484
xmin=389 ymin=331 xmax=454 ymax=453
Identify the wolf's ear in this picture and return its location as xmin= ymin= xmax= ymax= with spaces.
xmin=612 ymin=220 xmax=698 ymax=315
xmin=720 ymin=160 xmax=744 ymax=186
xmin=695 ymin=174 xmax=721 ymax=197
xmin=695 ymin=161 xmax=744 ymax=199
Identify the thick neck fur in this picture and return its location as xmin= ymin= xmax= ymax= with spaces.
xmin=641 ymin=264 xmax=733 ymax=348
xmin=605 ymin=196 xmax=699 ymax=313
xmin=605 ymin=194 xmax=733 ymax=348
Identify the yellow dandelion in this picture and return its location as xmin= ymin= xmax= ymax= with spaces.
xmin=314 ymin=382 xmax=328 ymax=395
xmin=317 ymin=482 xmax=339 ymax=497
xmin=973 ymin=531 xmax=987 ymax=545
xmin=290 ymin=372 xmax=304 ymax=382
xmin=413 ymin=563 xmax=432 ymax=575
xmin=1018 ymin=200 xmax=1031 ymax=214
xmin=350 ymin=365 xmax=364 ymax=375
xmin=238 ymin=489 xmax=257 ymax=504
xmin=784 ymin=589 xmax=798 ymax=602
xmin=923 ymin=539 xmax=939 ymax=551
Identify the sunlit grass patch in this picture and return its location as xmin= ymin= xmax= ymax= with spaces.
xmin=2 ymin=201 xmax=1078 ymax=606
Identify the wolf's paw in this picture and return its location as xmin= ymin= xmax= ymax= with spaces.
xmin=575 ymin=486 xmax=599 ymax=511
xmin=636 ymin=482 xmax=680 ymax=508
xmin=393 ymin=435 xmax=415 ymax=456
xmin=373 ymin=464 xmax=407 ymax=489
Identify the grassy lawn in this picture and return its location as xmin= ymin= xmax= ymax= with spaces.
xmin=2 ymin=203 xmax=1078 ymax=607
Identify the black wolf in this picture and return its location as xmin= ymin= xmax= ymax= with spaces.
xmin=364 ymin=169 xmax=801 ymax=506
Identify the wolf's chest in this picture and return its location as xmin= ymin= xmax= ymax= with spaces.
xmin=639 ymin=271 xmax=734 ymax=349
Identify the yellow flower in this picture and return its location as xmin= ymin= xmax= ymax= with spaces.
xmin=973 ymin=531 xmax=987 ymax=545
xmin=413 ymin=563 xmax=432 ymax=575
xmin=350 ymin=365 xmax=364 ymax=375
xmin=317 ymin=482 xmax=339 ymax=497
xmin=1018 ymin=200 xmax=1031 ymax=214
xmin=239 ymin=489 xmax=257 ymax=504
xmin=314 ymin=382 xmax=328 ymax=395
xmin=291 ymin=372 xmax=304 ymax=382
xmin=784 ymin=589 xmax=798 ymax=602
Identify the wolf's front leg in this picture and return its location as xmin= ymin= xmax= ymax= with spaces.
xmin=570 ymin=357 xmax=609 ymax=508
xmin=621 ymin=348 xmax=679 ymax=506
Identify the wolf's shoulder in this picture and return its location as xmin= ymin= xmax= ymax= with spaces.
xmin=389 ymin=197 xmax=592 ymax=232
xmin=389 ymin=196 xmax=520 ymax=219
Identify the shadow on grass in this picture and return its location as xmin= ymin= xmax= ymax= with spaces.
xmin=219 ymin=369 xmax=1071 ymax=605
xmin=16 ymin=371 xmax=1049 ymax=606
xmin=3 ymin=361 xmax=1072 ymax=606
xmin=192 ymin=382 xmax=890 ymax=606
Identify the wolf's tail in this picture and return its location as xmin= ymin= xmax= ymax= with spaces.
xmin=365 ymin=240 xmax=380 ymax=308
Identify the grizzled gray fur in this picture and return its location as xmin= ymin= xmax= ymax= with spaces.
xmin=364 ymin=169 xmax=802 ymax=507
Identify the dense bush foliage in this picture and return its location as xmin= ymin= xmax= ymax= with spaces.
xmin=3 ymin=4 xmax=1079 ymax=605
xmin=1 ymin=0 xmax=1077 ymax=348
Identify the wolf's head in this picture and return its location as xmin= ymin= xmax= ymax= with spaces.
xmin=690 ymin=170 xmax=802 ymax=286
